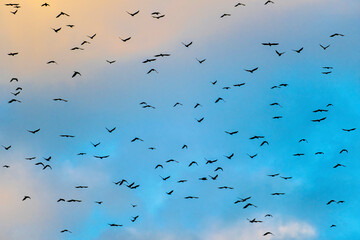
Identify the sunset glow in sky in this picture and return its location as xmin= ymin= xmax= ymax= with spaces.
xmin=0 ymin=0 xmax=359 ymax=239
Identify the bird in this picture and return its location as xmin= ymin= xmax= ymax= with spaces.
xmin=143 ymin=59 xmax=156 ymax=63
xmin=243 ymin=203 xmax=257 ymax=209
xmin=220 ymin=13 xmax=231 ymax=18
xmin=2 ymin=145 xmax=11 ymax=150
xmin=154 ymin=53 xmax=171 ymax=57
xmin=215 ymin=97 xmax=225 ymax=103
xmin=233 ymin=83 xmax=245 ymax=87
xmin=293 ymin=153 xmax=305 ymax=156
xmin=209 ymin=175 xmax=219 ymax=180
xmin=244 ymin=67 xmax=258 ymax=73
xmin=247 ymin=154 xmax=257 ymax=159
xmin=262 ymin=42 xmax=279 ymax=46
xmin=47 ymin=60 xmax=57 ymax=64
xmin=184 ymin=196 xmax=199 ymax=199
xmin=106 ymin=60 xmax=116 ymax=64
xmin=131 ymin=137 xmax=143 ymax=142
xmin=155 ymin=164 xmax=163 ymax=169
xmin=22 ymin=196 xmax=31 ymax=201
xmin=196 ymin=58 xmax=206 ymax=64
xmin=249 ymin=135 xmax=264 ymax=140
xmin=72 ymin=71 xmax=81 ymax=78
xmin=147 ymin=69 xmax=158 ymax=74
xmin=109 ymin=224 xmax=122 ymax=227
xmin=153 ymin=15 xmax=165 ymax=19
xmin=87 ymin=33 xmax=96 ymax=39
xmin=214 ymin=167 xmax=223 ymax=172
xmin=224 ymin=153 xmax=234 ymax=159
xmin=298 ymin=139 xmax=308 ymax=143
xmin=263 ymin=232 xmax=274 ymax=236
xmin=260 ymin=141 xmax=269 ymax=146
xmin=211 ymin=80 xmax=217 ymax=85
xmin=293 ymin=47 xmax=304 ymax=53
xmin=106 ymin=127 xmax=116 ymax=133
xmin=43 ymin=165 xmax=52 ymax=170
xmin=51 ymin=27 xmax=61 ymax=33
xmin=60 ymin=229 xmax=72 ymax=233
xmin=91 ymin=142 xmax=101 ymax=147
xmin=8 ymin=52 xmax=19 ymax=56
xmin=275 ymin=50 xmax=285 ymax=56
xmin=160 ymin=175 xmax=170 ymax=181
xmin=53 ymin=98 xmax=68 ymax=102
xmin=28 ymin=128 xmax=40 ymax=134
xmin=235 ymin=3 xmax=246 ymax=7
xmin=330 ymin=33 xmax=344 ymax=37
xmin=205 ymin=158 xmax=218 ymax=164
xmin=264 ymin=0 xmax=274 ymax=5
xmin=43 ymin=156 xmax=51 ymax=161
xmin=126 ymin=10 xmax=140 ymax=16
xmin=339 ymin=149 xmax=348 ymax=154
xmin=281 ymin=176 xmax=292 ymax=180
xmin=312 ymin=117 xmax=326 ymax=122
xmin=10 ymin=78 xmax=18 ymax=82
xmin=188 ymin=161 xmax=198 ymax=167
xmin=56 ymin=12 xmax=69 ymax=18
xmin=195 ymin=117 xmax=204 ymax=123
xmin=247 ymin=218 xmax=262 ymax=223
xmin=320 ymin=44 xmax=330 ymax=50
xmin=268 ymin=173 xmax=279 ymax=177
xmin=271 ymin=192 xmax=285 ymax=196
xmin=342 ymin=128 xmax=356 ymax=132
xmin=131 ymin=215 xmax=139 ymax=222
xmin=166 ymin=190 xmax=174 ymax=195
xmin=41 ymin=3 xmax=50 ymax=7
xmin=60 ymin=135 xmax=74 ymax=138
xmin=81 ymin=41 xmax=90 ymax=45
xmin=94 ymin=155 xmax=110 ymax=159
xmin=182 ymin=42 xmax=193 ymax=47
xmin=333 ymin=163 xmax=346 ymax=168
xmin=119 ymin=37 xmax=131 ymax=42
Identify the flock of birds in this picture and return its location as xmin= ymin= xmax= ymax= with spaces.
xmin=2 ymin=1 xmax=355 ymax=239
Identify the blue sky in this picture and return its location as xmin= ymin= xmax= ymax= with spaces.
xmin=0 ymin=0 xmax=359 ymax=239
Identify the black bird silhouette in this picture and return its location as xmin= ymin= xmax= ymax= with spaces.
xmin=333 ymin=163 xmax=346 ymax=168
xmin=330 ymin=33 xmax=344 ymax=37
xmin=91 ymin=142 xmax=101 ymax=147
xmin=51 ymin=27 xmax=61 ymax=33
xmin=72 ymin=71 xmax=81 ymax=78
xmin=313 ymin=109 xmax=328 ymax=113
xmin=260 ymin=141 xmax=269 ymax=146
xmin=320 ymin=44 xmax=330 ymax=50
xmin=10 ymin=78 xmax=18 ymax=82
xmin=160 ymin=175 xmax=170 ymax=181
xmin=154 ymin=53 xmax=170 ymax=57
xmin=60 ymin=135 xmax=74 ymax=138
xmin=41 ymin=3 xmax=50 ymax=7
xmin=147 ymin=69 xmax=158 ymax=74
xmin=264 ymin=0 xmax=274 ymax=5
xmin=233 ymin=83 xmax=245 ymax=87
xmin=249 ymin=135 xmax=264 ymax=140
xmin=339 ymin=149 xmax=348 ymax=154
xmin=53 ymin=98 xmax=68 ymax=102
xmin=131 ymin=137 xmax=143 ymax=142
xmin=8 ymin=52 xmax=19 ymax=56
xmin=243 ymin=203 xmax=257 ymax=209
xmin=235 ymin=2 xmax=246 ymax=7
xmin=312 ymin=117 xmax=326 ymax=122
xmin=28 ymin=128 xmax=40 ymax=134
xmin=225 ymin=131 xmax=238 ymax=135
xmin=196 ymin=58 xmax=206 ymax=64
xmin=155 ymin=164 xmax=163 ymax=169
xmin=342 ymin=128 xmax=356 ymax=132
xmin=209 ymin=174 xmax=218 ymax=180
xmin=220 ymin=13 xmax=231 ymax=18
xmin=263 ymin=232 xmax=274 ymax=236
xmin=293 ymin=153 xmax=305 ymax=156
xmin=131 ymin=215 xmax=139 ymax=222
xmin=43 ymin=156 xmax=51 ymax=161
xmin=166 ymin=190 xmax=174 ymax=195
xmin=106 ymin=60 xmax=116 ymax=64
xmin=182 ymin=42 xmax=193 ymax=47
xmin=214 ymin=167 xmax=223 ymax=171
xmin=247 ymin=218 xmax=262 ymax=223
xmin=60 ymin=229 xmax=72 ymax=233
xmin=262 ymin=42 xmax=279 ymax=46
xmin=87 ymin=33 xmax=96 ymax=39
xmin=127 ymin=10 xmax=140 ymax=16
xmin=106 ymin=127 xmax=116 ymax=133
xmin=22 ymin=196 xmax=31 ymax=201
xmin=215 ymin=97 xmax=225 ymax=103
xmin=268 ymin=173 xmax=279 ymax=177
xmin=8 ymin=99 xmax=21 ymax=103
xmin=56 ymin=11 xmax=69 ymax=18
xmin=109 ymin=224 xmax=122 ymax=227
xmin=244 ymin=67 xmax=258 ymax=73
xmin=43 ymin=165 xmax=52 ymax=170
xmin=293 ymin=47 xmax=304 ymax=53
xmin=47 ymin=60 xmax=57 ymax=64
xmin=94 ymin=155 xmax=110 ymax=159
xmin=2 ymin=145 xmax=11 ymax=150
xmin=143 ymin=58 xmax=156 ymax=63
xmin=225 ymin=153 xmax=234 ymax=159
xmin=188 ymin=161 xmax=198 ymax=167
xmin=184 ymin=196 xmax=199 ymax=199
xmin=195 ymin=117 xmax=204 ymax=123
xmin=120 ymin=37 xmax=131 ymax=42
xmin=247 ymin=154 xmax=257 ymax=159
xmin=275 ymin=50 xmax=285 ymax=56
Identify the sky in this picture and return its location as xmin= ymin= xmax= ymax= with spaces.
xmin=0 ymin=0 xmax=360 ymax=239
